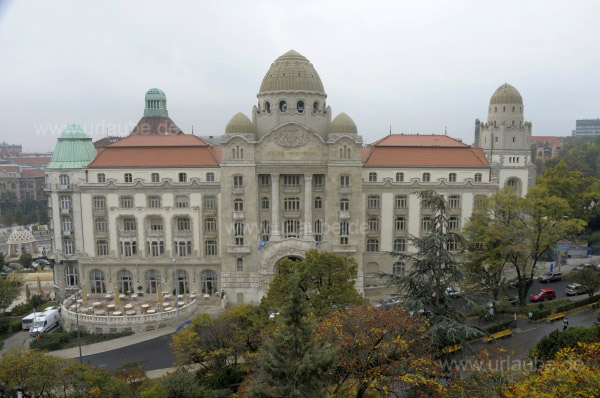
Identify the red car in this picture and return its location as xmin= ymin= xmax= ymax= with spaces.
xmin=530 ymin=288 xmax=556 ymax=303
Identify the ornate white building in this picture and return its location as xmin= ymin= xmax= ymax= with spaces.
xmin=46 ymin=50 xmax=534 ymax=305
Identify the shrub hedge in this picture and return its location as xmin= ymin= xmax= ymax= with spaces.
xmin=481 ymin=319 xmax=513 ymax=334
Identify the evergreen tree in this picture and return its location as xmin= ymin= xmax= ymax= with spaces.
xmin=387 ymin=190 xmax=483 ymax=347
xmin=250 ymin=279 xmax=332 ymax=398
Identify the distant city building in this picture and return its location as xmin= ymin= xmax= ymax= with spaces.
xmin=572 ymin=119 xmax=600 ymax=137
xmin=94 ymin=136 xmax=122 ymax=148
xmin=0 ymin=165 xmax=46 ymax=200
xmin=0 ymin=143 xmax=22 ymax=158
xmin=6 ymin=155 xmax=52 ymax=168
xmin=531 ymin=136 xmax=561 ymax=161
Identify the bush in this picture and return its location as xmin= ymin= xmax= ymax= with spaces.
xmin=530 ymin=309 xmax=552 ymax=320
xmin=0 ymin=317 xmax=9 ymax=334
xmin=30 ymin=329 xmax=134 ymax=351
xmin=553 ymin=294 xmax=600 ymax=313
xmin=29 ymin=294 xmax=43 ymax=308
xmin=11 ymin=302 xmax=33 ymax=316
xmin=480 ymin=319 xmax=513 ymax=335
xmin=530 ymin=326 xmax=600 ymax=361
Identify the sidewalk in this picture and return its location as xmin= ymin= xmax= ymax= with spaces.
xmin=51 ymin=325 xmax=177 ymax=359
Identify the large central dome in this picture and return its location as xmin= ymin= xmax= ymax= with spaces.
xmin=259 ymin=50 xmax=325 ymax=94
xmin=490 ymin=83 xmax=523 ymax=105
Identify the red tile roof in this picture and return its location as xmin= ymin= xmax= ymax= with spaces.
xmin=22 ymin=168 xmax=45 ymax=177
xmin=361 ymin=147 xmax=373 ymax=163
xmin=370 ymin=134 xmax=469 ymax=147
xmin=89 ymin=134 xmax=218 ymax=168
xmin=531 ymin=136 xmax=561 ymax=147
xmin=108 ymin=134 xmax=210 ymax=147
xmin=363 ymin=147 xmax=488 ymax=168
xmin=0 ymin=165 xmax=20 ymax=173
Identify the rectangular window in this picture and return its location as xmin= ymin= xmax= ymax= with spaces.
xmin=177 ymin=217 xmax=191 ymax=231
xmin=448 ymin=216 xmax=459 ymax=231
xmin=206 ymin=172 xmax=215 ymax=182
xmin=123 ymin=217 xmax=136 ymax=231
xmin=121 ymin=196 xmax=133 ymax=209
xmin=366 ymin=239 xmax=379 ymax=252
xmin=233 ymin=175 xmax=244 ymax=188
xmin=64 ymin=239 xmax=74 ymax=255
xmin=149 ymin=219 xmax=163 ymax=231
xmin=367 ymin=195 xmax=380 ymax=210
xmin=147 ymin=240 xmax=165 ymax=257
xmin=175 ymin=196 xmax=189 ymax=208
xmin=313 ymin=174 xmax=324 ymax=189
xmin=340 ymin=199 xmax=349 ymax=211
xmin=179 ymin=173 xmax=187 ymax=182
xmin=340 ymin=175 xmax=350 ymax=188
xmin=284 ymin=197 xmax=300 ymax=211
xmin=368 ymin=172 xmax=377 ymax=182
xmin=97 ymin=173 xmax=106 ymax=183
xmin=93 ymin=196 xmax=106 ymax=210
xmin=449 ymin=173 xmax=457 ymax=182
xmin=394 ymin=217 xmax=406 ymax=231
xmin=148 ymin=195 xmax=161 ymax=208
xmin=204 ymin=218 xmax=216 ymax=233
xmin=283 ymin=220 xmax=299 ymax=239
xmin=175 ymin=240 xmax=192 ymax=256
xmin=474 ymin=173 xmax=482 ymax=182
xmin=368 ymin=218 xmax=380 ymax=231
xmin=259 ymin=174 xmax=270 ymax=187
xmin=234 ymin=199 xmax=244 ymax=212
xmin=261 ymin=220 xmax=270 ymax=242
xmin=448 ymin=195 xmax=460 ymax=210
xmin=421 ymin=217 xmax=431 ymax=231
xmin=124 ymin=173 xmax=132 ymax=183
xmin=151 ymin=173 xmax=160 ymax=182
xmin=203 ymin=195 xmax=216 ymax=210
xmin=340 ymin=222 xmax=349 ymax=245
xmin=120 ymin=240 xmax=137 ymax=256
xmin=394 ymin=238 xmax=406 ymax=252
xmin=60 ymin=196 xmax=71 ymax=210
xmin=96 ymin=240 xmax=109 ymax=256
xmin=394 ymin=195 xmax=407 ymax=210
xmin=283 ymin=175 xmax=300 ymax=187
xmin=95 ymin=217 xmax=107 ymax=232
xmin=205 ymin=240 xmax=217 ymax=256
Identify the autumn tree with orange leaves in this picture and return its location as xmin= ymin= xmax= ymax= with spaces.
xmin=316 ymin=305 xmax=443 ymax=398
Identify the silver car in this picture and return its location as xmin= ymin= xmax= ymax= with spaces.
xmin=565 ymin=282 xmax=587 ymax=296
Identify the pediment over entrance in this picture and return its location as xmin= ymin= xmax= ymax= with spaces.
xmin=255 ymin=123 xmax=328 ymax=163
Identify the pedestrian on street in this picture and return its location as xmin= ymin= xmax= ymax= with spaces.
xmin=563 ymin=317 xmax=569 ymax=331
xmin=512 ymin=312 xmax=517 ymax=328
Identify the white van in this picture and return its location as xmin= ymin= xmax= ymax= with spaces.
xmin=29 ymin=308 xmax=60 ymax=336
xmin=21 ymin=312 xmax=44 ymax=331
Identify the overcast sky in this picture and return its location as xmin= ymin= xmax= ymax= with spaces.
xmin=0 ymin=0 xmax=599 ymax=153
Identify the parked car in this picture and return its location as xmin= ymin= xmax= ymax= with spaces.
xmin=573 ymin=263 xmax=595 ymax=272
xmin=565 ymin=283 xmax=587 ymax=296
xmin=6 ymin=263 xmax=23 ymax=271
xmin=539 ymin=272 xmax=562 ymax=283
xmin=1 ymin=266 xmax=13 ymax=274
xmin=445 ymin=287 xmax=462 ymax=298
xmin=29 ymin=308 xmax=60 ymax=336
xmin=530 ymin=288 xmax=556 ymax=303
xmin=32 ymin=259 xmax=52 ymax=269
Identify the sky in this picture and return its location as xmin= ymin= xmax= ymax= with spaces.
xmin=0 ymin=0 xmax=599 ymax=153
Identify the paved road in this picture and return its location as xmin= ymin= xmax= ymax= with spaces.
xmin=509 ymin=278 xmax=572 ymax=301
xmin=82 ymin=332 xmax=176 ymax=371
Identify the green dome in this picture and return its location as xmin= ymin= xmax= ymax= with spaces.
xmin=60 ymin=123 xmax=89 ymax=138
xmin=47 ymin=124 xmax=97 ymax=169
xmin=144 ymin=88 xmax=168 ymax=117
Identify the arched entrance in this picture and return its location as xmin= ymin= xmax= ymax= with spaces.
xmin=273 ymin=256 xmax=303 ymax=274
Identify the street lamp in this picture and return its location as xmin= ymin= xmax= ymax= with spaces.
xmin=173 ymin=258 xmax=180 ymax=329
xmin=74 ymin=291 xmax=83 ymax=363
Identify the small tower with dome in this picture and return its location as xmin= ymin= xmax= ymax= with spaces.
xmin=130 ymin=88 xmax=183 ymax=135
xmin=475 ymin=83 xmax=535 ymax=194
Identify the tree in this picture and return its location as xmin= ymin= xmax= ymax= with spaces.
xmin=249 ymin=279 xmax=333 ymax=398
xmin=568 ymin=267 xmax=600 ymax=298
xmin=20 ymin=252 xmax=33 ymax=269
xmin=388 ymin=190 xmax=483 ymax=347
xmin=529 ymin=326 xmax=600 ymax=362
xmin=464 ymin=187 xmax=586 ymax=306
xmin=317 ymin=305 xmax=442 ymax=398
xmin=261 ymin=249 xmax=366 ymax=317
xmin=0 ymin=278 xmax=20 ymax=313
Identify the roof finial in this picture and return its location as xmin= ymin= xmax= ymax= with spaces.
xmin=389 ymin=125 xmax=392 ymax=135
xmin=445 ymin=126 xmax=447 ymax=136
xmin=192 ymin=125 xmax=194 ymax=134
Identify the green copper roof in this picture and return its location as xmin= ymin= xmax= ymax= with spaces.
xmin=47 ymin=124 xmax=97 ymax=169
xmin=144 ymin=88 xmax=169 ymax=118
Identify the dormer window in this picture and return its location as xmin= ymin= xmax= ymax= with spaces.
xmin=297 ymin=101 xmax=305 ymax=113
xmin=279 ymin=101 xmax=287 ymax=113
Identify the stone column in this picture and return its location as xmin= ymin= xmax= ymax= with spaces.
xmin=303 ymin=174 xmax=313 ymax=240
xmin=270 ymin=174 xmax=281 ymax=241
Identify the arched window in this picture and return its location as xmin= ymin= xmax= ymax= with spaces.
xmin=201 ymin=270 xmax=218 ymax=294
xmin=145 ymin=270 xmax=161 ymax=294
xmin=448 ymin=173 xmax=457 ymax=182
xmin=368 ymin=172 xmax=377 ymax=182
xmin=422 ymin=173 xmax=431 ymax=182
xmin=505 ymin=178 xmax=521 ymax=193
xmin=265 ymin=101 xmax=271 ymax=113
xmin=474 ymin=173 xmax=482 ymax=182
xmin=236 ymin=258 xmax=243 ymax=272
xmin=174 ymin=269 xmax=189 ymax=294
xmin=313 ymin=101 xmax=319 ymax=112
xmin=89 ymin=269 xmax=105 ymax=294
xmin=297 ymin=101 xmax=305 ymax=113
xmin=279 ymin=100 xmax=287 ymax=113
xmin=395 ymin=172 xmax=404 ymax=182
xmin=365 ymin=262 xmax=379 ymax=274
xmin=314 ymin=197 xmax=322 ymax=209
xmin=117 ymin=269 xmax=134 ymax=294
xmin=393 ymin=262 xmax=405 ymax=276
xmin=206 ymin=172 xmax=215 ymax=182
xmin=65 ymin=264 xmax=78 ymax=287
